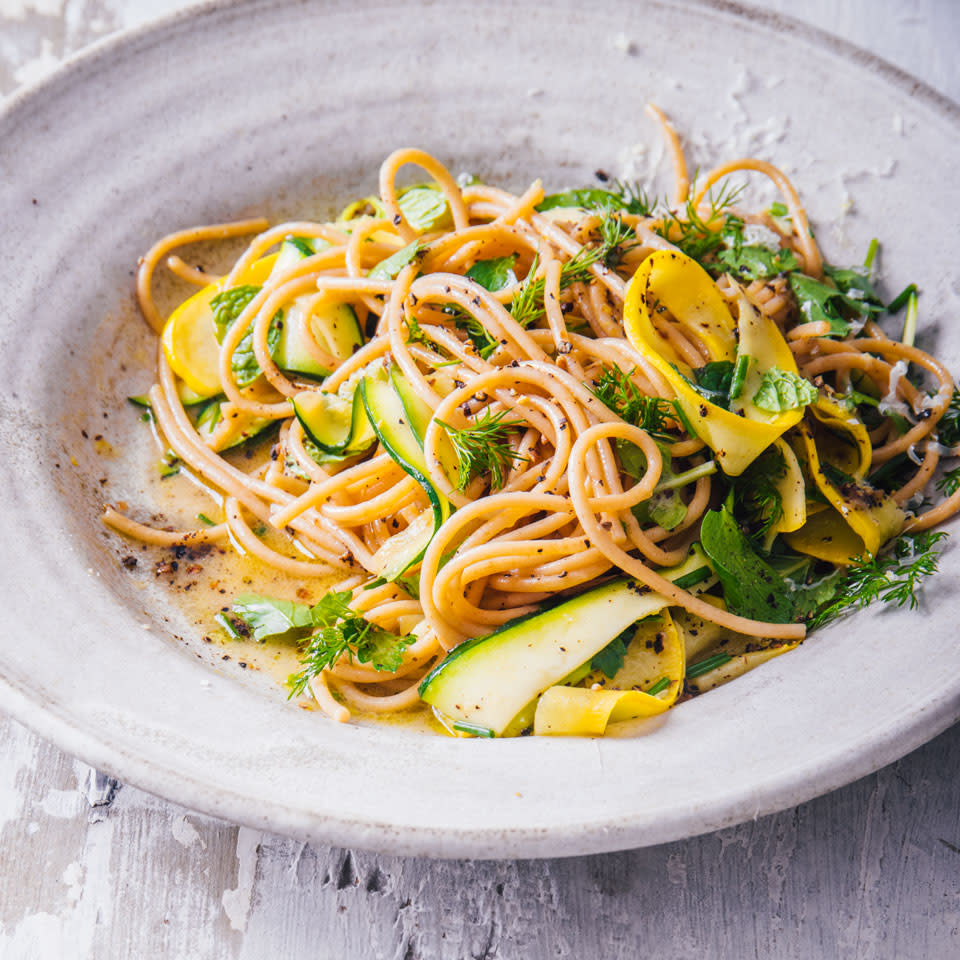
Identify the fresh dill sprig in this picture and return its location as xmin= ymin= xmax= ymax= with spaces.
xmin=595 ymin=209 xmax=640 ymax=268
xmin=607 ymin=178 xmax=657 ymax=216
xmin=438 ymin=408 xmax=528 ymax=491
xmin=733 ymin=446 xmax=787 ymax=539
xmin=509 ymin=250 xmax=602 ymax=328
xmin=806 ymin=532 xmax=947 ymax=630
xmin=590 ymin=364 xmax=674 ymax=441
xmin=936 ymin=465 xmax=960 ymax=497
xmin=656 ymin=179 xmax=744 ymax=264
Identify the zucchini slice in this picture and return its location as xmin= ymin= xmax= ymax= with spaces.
xmin=270 ymin=237 xmax=363 ymax=379
xmin=419 ymin=547 xmax=713 ymax=737
xmin=292 ymin=388 xmax=375 ymax=456
xmin=360 ymin=371 xmax=451 ymax=580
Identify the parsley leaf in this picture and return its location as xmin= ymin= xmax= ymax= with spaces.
xmin=752 ymin=368 xmax=818 ymax=413
xmin=717 ymin=244 xmax=798 ymax=281
xmin=591 ymin=626 xmax=632 ymax=678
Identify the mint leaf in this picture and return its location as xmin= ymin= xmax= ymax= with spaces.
xmin=717 ymin=244 xmax=798 ymax=281
xmin=211 ymin=285 xmax=260 ymax=342
xmin=752 ymin=368 xmax=818 ymax=413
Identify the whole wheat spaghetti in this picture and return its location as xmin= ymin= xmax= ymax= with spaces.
xmin=106 ymin=110 xmax=958 ymax=738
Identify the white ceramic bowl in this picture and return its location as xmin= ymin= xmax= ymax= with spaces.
xmin=1 ymin=0 xmax=958 ymax=858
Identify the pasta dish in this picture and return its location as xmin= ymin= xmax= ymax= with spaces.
xmin=104 ymin=107 xmax=958 ymax=738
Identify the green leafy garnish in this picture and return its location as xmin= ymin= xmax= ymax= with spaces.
xmin=752 ymin=367 xmax=819 ymax=413
xmin=197 ymin=512 xmax=216 ymax=527
xmin=768 ymin=201 xmax=789 ymax=218
xmin=439 ymin=408 xmax=527 ymax=491
xmin=211 ymin=285 xmax=260 ymax=342
xmin=688 ymin=360 xmax=735 ymax=409
xmin=936 ymin=388 xmax=960 ymax=448
xmin=732 ymin=445 xmax=787 ymax=539
xmin=716 ymin=243 xmax=798 ymax=281
xmin=805 ymin=532 xmax=947 ymax=630
xmin=595 ymin=209 xmax=640 ymax=268
xmin=590 ymin=364 xmax=674 ymax=441
xmin=209 ymin=284 xmax=283 ymax=386
xmin=656 ymin=182 xmax=744 ymax=264
xmin=937 ymin=466 xmax=960 ymax=497
xmin=509 ymin=250 xmax=601 ymax=328
xmin=231 ymin=312 xmax=282 ymax=387
xmin=699 ymin=503 xmax=795 ymax=623
xmin=535 ymin=187 xmax=647 ymax=214
xmin=591 ymin=626 xmax=632 ymax=678
xmin=789 ymin=268 xmax=882 ymax=337
xmin=229 ymin=594 xmax=314 ymax=642
xmin=369 ymin=240 xmax=421 ymax=280
xmin=466 ymin=254 xmax=517 ymax=291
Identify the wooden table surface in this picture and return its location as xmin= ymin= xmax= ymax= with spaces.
xmin=1 ymin=1 xmax=958 ymax=957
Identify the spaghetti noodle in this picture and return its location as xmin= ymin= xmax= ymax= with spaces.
xmin=106 ymin=110 xmax=958 ymax=738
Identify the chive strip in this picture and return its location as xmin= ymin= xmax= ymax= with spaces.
xmin=887 ymin=283 xmax=917 ymax=314
xmin=901 ymin=291 xmax=919 ymax=348
xmin=672 ymin=565 xmax=712 ymax=590
xmin=728 ymin=354 xmax=750 ymax=401
xmin=863 ymin=237 xmax=879 ymax=270
xmin=686 ymin=651 xmax=734 ymax=679
xmin=362 ymin=577 xmax=387 ymax=591
xmin=452 ymin=720 xmax=495 ymax=738
xmin=645 ymin=676 xmax=670 ymax=696
xmin=197 ymin=513 xmax=216 ymax=526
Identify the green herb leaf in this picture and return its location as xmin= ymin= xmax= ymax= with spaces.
xmin=805 ymin=532 xmax=947 ymax=630
xmin=231 ymin=311 xmax=282 ymax=387
xmin=287 ymin=590 xmax=414 ymax=697
xmin=535 ymin=188 xmax=629 ymax=213
xmin=937 ymin=465 xmax=960 ymax=497
xmin=936 ymin=388 xmax=960 ymax=448
xmin=590 ymin=364 xmax=674 ymax=440
xmin=369 ymin=240 xmax=421 ymax=280
xmin=789 ymin=268 xmax=882 ymax=337
xmin=211 ymin=285 xmax=261 ymax=342
xmin=645 ymin=676 xmax=671 ymax=696
xmin=230 ymin=594 xmax=314 ymax=642
xmin=466 ymin=255 xmax=518 ymax=292
xmin=699 ymin=504 xmax=795 ymax=623
xmin=752 ymin=367 xmax=818 ymax=413
xmin=439 ymin=408 xmax=527 ymax=491
xmin=591 ymin=626 xmax=632 ymax=678
xmin=717 ymin=244 xmax=798 ymax=281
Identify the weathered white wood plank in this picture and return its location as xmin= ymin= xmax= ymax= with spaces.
xmin=3 ymin=710 xmax=959 ymax=958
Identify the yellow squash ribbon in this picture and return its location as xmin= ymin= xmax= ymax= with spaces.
xmin=623 ymin=250 xmax=805 ymax=476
